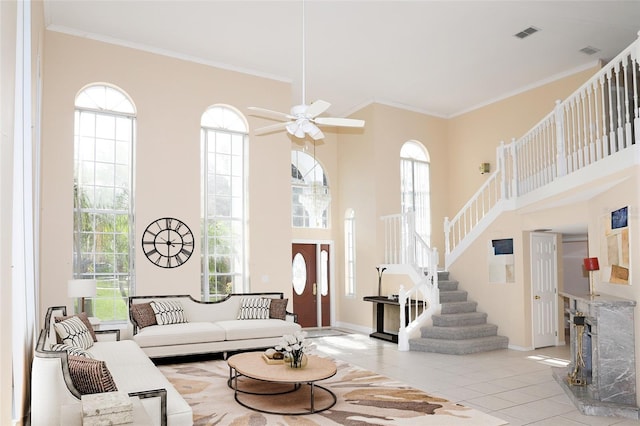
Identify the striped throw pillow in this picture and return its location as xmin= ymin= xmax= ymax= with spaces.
xmin=237 ymin=297 xmax=271 ymax=320
xmin=50 ymin=343 xmax=94 ymax=358
xmin=150 ymin=300 xmax=187 ymax=325
xmin=54 ymin=316 xmax=94 ymax=349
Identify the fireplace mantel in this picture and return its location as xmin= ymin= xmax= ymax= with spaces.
xmin=553 ymin=292 xmax=639 ymax=419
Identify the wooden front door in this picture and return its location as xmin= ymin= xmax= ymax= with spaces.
xmin=292 ymin=243 xmax=318 ymax=327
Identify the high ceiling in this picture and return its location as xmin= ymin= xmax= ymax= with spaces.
xmin=44 ymin=1 xmax=640 ymax=118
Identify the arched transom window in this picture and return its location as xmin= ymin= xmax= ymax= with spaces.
xmin=291 ymin=150 xmax=330 ymax=228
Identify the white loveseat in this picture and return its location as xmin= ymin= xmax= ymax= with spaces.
xmin=129 ymin=292 xmax=301 ymax=358
xmin=31 ymin=306 xmax=192 ymax=426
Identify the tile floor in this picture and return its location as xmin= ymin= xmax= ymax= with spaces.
xmin=310 ymin=331 xmax=640 ymax=426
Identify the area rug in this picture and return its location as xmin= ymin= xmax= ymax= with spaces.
xmin=158 ymin=356 xmax=508 ymax=426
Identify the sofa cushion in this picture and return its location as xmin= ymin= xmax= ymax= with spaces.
xmin=55 ymin=312 xmax=97 ymax=342
xmin=237 ymin=297 xmax=271 ymax=320
xmin=268 ymin=298 xmax=288 ymax=320
xmin=54 ymin=316 xmax=94 ymax=349
xmin=88 ymin=340 xmax=193 ymax=426
xmin=131 ymin=302 xmax=157 ymax=329
xmin=217 ymin=319 xmax=302 ymax=341
xmin=67 ymin=355 xmax=118 ymax=395
xmin=132 ymin=322 xmax=226 ymax=348
xmin=50 ymin=343 xmax=94 ymax=358
xmin=150 ymin=300 xmax=187 ymax=325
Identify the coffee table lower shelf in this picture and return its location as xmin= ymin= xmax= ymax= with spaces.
xmin=227 ymin=374 xmax=336 ymax=415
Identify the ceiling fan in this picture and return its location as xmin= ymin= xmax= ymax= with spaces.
xmin=248 ymin=1 xmax=365 ymax=140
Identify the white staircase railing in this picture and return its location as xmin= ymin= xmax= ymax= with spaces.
xmin=380 ymin=212 xmax=440 ymax=351
xmin=444 ymin=32 xmax=640 ymax=267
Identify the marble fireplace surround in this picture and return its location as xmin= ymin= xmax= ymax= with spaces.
xmin=553 ymin=292 xmax=639 ymax=419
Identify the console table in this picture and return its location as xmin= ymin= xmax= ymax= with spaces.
xmin=363 ymin=296 xmax=410 ymax=343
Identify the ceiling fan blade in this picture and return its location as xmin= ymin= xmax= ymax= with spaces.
xmin=310 ymin=129 xmax=325 ymax=140
xmin=254 ymin=122 xmax=290 ymax=135
xmin=314 ymin=117 xmax=365 ymax=128
xmin=305 ymin=99 xmax=331 ymax=118
xmin=248 ymin=106 xmax=293 ymax=121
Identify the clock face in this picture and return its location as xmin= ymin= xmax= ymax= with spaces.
xmin=142 ymin=217 xmax=194 ymax=268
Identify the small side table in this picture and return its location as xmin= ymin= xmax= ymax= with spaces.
xmin=60 ymin=396 xmax=153 ymax=425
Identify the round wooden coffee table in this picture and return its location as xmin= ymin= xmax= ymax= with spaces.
xmin=227 ymin=351 xmax=337 ymax=415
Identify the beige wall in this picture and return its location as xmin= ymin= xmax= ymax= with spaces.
xmin=334 ymin=103 xmax=449 ymax=331
xmin=40 ymin=31 xmax=295 ymax=321
xmin=38 ymin=29 xmax=627 ymax=350
xmin=446 ymin=66 xmax=601 ymax=216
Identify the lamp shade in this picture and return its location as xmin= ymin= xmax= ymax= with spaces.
xmin=583 ymin=257 xmax=600 ymax=272
xmin=67 ymin=279 xmax=97 ymax=298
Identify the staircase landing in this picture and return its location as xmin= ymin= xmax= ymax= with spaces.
xmin=409 ymin=271 xmax=508 ymax=355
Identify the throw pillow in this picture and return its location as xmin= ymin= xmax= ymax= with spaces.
xmin=67 ymin=355 xmax=118 ymax=395
xmin=268 ymin=298 xmax=288 ymax=320
xmin=130 ymin=302 xmax=158 ymax=329
xmin=54 ymin=316 xmax=95 ymax=350
xmin=237 ymin=297 xmax=271 ymax=320
xmin=50 ymin=343 xmax=94 ymax=358
xmin=55 ymin=312 xmax=97 ymax=342
xmin=150 ymin=300 xmax=187 ymax=325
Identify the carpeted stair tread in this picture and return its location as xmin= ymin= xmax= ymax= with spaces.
xmin=439 ymin=290 xmax=468 ymax=303
xmin=432 ymin=311 xmax=488 ymax=327
xmin=421 ymin=323 xmax=499 ymax=340
xmin=437 ymin=280 xmax=459 ymax=291
xmin=441 ymin=301 xmax=478 ymax=314
xmin=409 ymin=335 xmax=509 ymax=355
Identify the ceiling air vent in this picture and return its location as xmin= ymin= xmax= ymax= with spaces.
xmin=514 ymin=26 xmax=540 ymax=39
xmin=579 ymin=46 xmax=600 ymax=55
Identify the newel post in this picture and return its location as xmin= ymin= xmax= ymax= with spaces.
xmin=398 ymin=285 xmax=409 ymax=351
xmin=443 ymin=217 xmax=450 ymax=256
xmin=497 ymin=141 xmax=507 ymax=200
xmin=510 ymin=138 xmax=518 ymax=198
xmin=554 ymin=99 xmax=567 ymax=177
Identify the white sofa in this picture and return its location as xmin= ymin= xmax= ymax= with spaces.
xmin=129 ymin=292 xmax=302 ymax=358
xmin=31 ymin=306 xmax=192 ymax=426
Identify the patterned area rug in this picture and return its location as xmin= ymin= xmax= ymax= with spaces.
xmin=158 ymin=356 xmax=508 ymax=426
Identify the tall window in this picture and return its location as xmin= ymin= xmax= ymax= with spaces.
xmin=201 ymin=105 xmax=247 ymax=300
xmin=400 ymin=141 xmax=431 ymax=244
xmin=73 ymin=84 xmax=135 ymax=322
xmin=344 ymin=208 xmax=356 ymax=296
xmin=291 ymin=150 xmax=330 ymax=228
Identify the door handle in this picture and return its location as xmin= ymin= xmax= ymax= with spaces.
xmin=313 ymin=283 xmax=317 ymax=296
xmin=534 ymin=295 xmax=541 ymax=300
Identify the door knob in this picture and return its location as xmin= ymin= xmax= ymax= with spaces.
xmin=534 ymin=295 xmax=541 ymax=300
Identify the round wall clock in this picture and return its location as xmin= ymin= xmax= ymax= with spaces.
xmin=142 ymin=217 xmax=194 ymax=268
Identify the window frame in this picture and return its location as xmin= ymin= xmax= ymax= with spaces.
xmin=73 ymin=84 xmax=136 ymax=323
xmin=200 ymin=105 xmax=248 ymax=301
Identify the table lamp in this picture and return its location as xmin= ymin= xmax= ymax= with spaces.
xmin=68 ymin=279 xmax=97 ymax=313
xmin=583 ymin=257 xmax=599 ymax=296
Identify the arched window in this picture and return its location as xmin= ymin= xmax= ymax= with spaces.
xmin=344 ymin=208 xmax=356 ymax=296
xmin=73 ymin=84 xmax=135 ymax=321
xmin=291 ymin=150 xmax=330 ymax=228
xmin=400 ymin=141 xmax=431 ymax=245
xmin=201 ymin=105 xmax=248 ymax=300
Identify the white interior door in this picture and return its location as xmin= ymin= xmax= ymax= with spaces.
xmin=531 ymin=232 xmax=558 ymax=348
